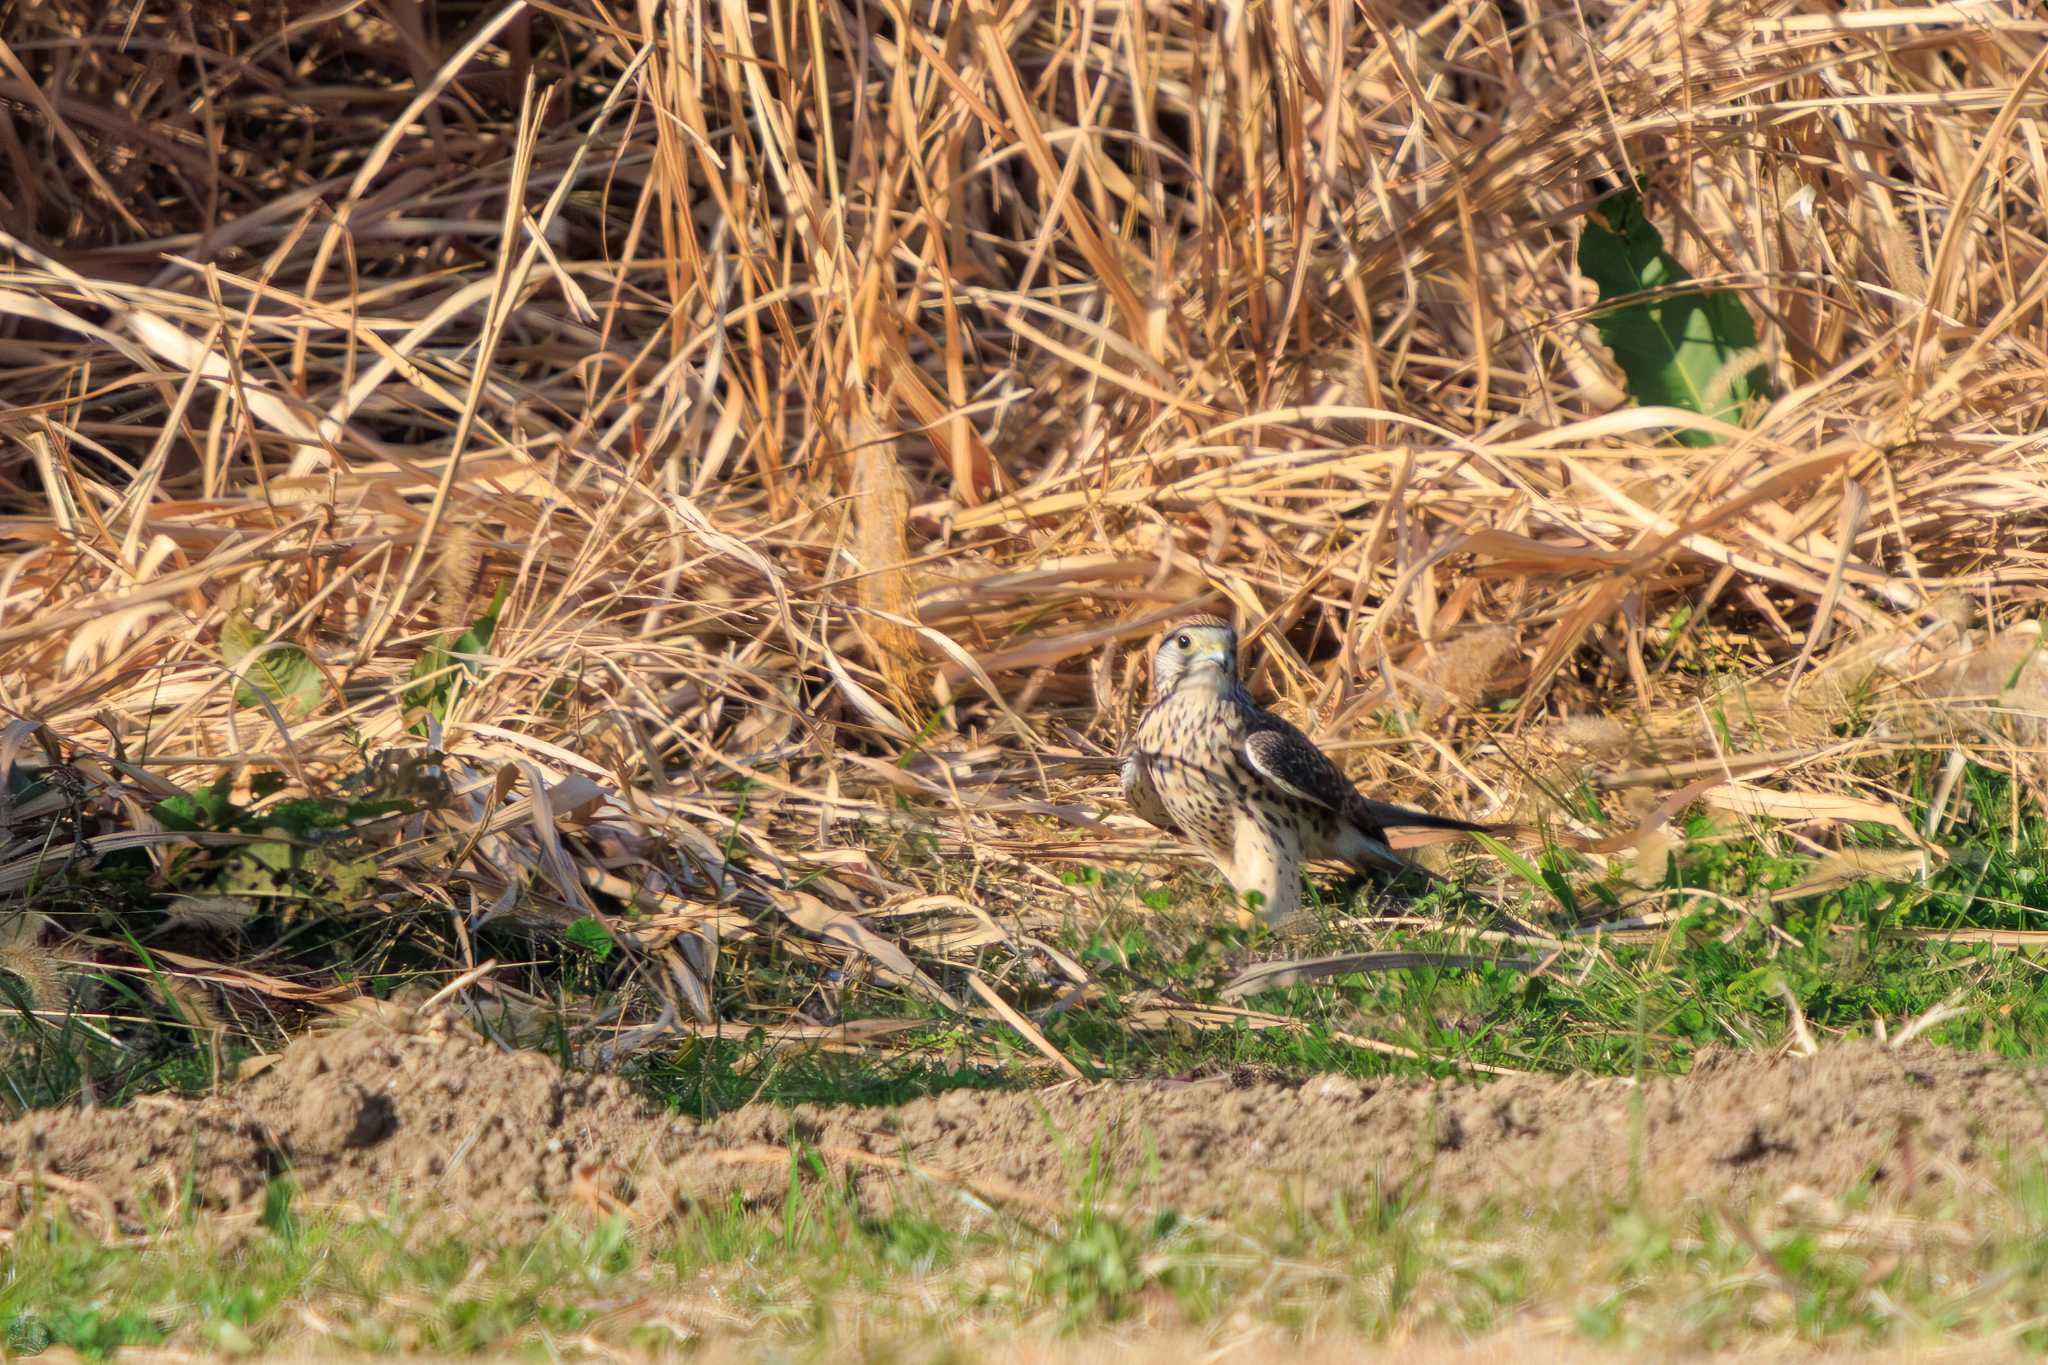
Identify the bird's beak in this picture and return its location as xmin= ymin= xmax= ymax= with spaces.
xmin=1187 ymin=645 xmax=1232 ymax=671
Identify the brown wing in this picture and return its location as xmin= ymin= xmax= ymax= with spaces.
xmin=1238 ymin=714 xmax=1365 ymax=820
xmin=1240 ymin=710 xmax=1490 ymax=836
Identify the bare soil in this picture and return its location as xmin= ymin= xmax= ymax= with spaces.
xmin=259 ymin=1338 xmax=2006 ymax=1364
xmin=3 ymin=1011 xmax=2043 ymax=1237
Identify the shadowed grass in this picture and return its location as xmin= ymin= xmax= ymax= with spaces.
xmin=11 ymin=757 xmax=2048 ymax=1120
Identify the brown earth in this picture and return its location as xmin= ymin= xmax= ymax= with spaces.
xmin=251 ymin=1338 xmax=2004 ymax=1365
xmin=2 ymin=1010 xmax=2043 ymax=1238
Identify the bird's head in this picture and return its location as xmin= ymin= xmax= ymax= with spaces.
xmin=1151 ymin=615 xmax=1239 ymax=695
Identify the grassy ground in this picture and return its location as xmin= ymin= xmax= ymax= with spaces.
xmin=5 ymin=0 xmax=2048 ymax=1356
xmin=584 ymin=766 xmax=2048 ymax=1117
xmin=7 ymin=781 xmax=2048 ymax=1360
xmin=12 ymin=778 xmax=2045 ymax=1120
xmin=7 ymin=1140 xmax=2048 ymax=1359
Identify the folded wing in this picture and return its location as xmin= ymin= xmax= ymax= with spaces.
xmin=1240 ymin=713 xmax=1491 ymax=839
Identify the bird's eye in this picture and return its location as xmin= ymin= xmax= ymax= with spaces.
xmin=1175 ymin=634 xmax=1192 ymax=649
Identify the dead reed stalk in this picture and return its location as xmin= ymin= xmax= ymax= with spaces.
xmin=0 ymin=0 xmax=2043 ymax=1051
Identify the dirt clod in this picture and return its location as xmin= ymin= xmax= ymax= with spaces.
xmin=2 ymin=1015 xmax=2042 ymax=1237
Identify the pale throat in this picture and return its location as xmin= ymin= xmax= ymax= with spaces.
xmin=1170 ymin=659 xmax=1240 ymax=702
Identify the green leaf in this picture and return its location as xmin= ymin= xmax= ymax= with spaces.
xmin=313 ymin=850 xmax=378 ymax=901
xmin=151 ymin=795 xmax=209 ymax=832
xmin=244 ymin=840 xmax=296 ymax=874
xmin=260 ymin=797 xmax=352 ymax=839
xmin=404 ymin=583 xmax=510 ymax=726
xmin=456 ymin=581 xmax=511 ymax=656
xmin=221 ymin=613 xmax=324 ymax=714
xmin=402 ymin=640 xmax=457 ymax=721
xmin=154 ymin=774 xmax=241 ymax=832
xmin=1576 ymin=185 xmax=1768 ymax=447
xmin=565 ymin=916 xmax=614 ymax=960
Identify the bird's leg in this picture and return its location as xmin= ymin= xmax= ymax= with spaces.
xmin=1230 ymin=822 xmax=1302 ymax=927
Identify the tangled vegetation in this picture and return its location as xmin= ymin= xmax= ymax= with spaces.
xmin=0 ymin=0 xmax=2044 ymax=1106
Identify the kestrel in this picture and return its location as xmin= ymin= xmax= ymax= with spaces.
xmin=1121 ymin=615 xmax=1488 ymax=924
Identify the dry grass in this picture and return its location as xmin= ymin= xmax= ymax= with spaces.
xmin=1 ymin=0 xmax=2046 ymax=1058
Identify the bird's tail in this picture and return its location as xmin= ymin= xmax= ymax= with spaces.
xmin=1351 ymin=796 xmax=1496 ymax=835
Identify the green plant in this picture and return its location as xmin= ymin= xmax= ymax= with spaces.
xmin=1576 ymin=183 xmax=1768 ymax=445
